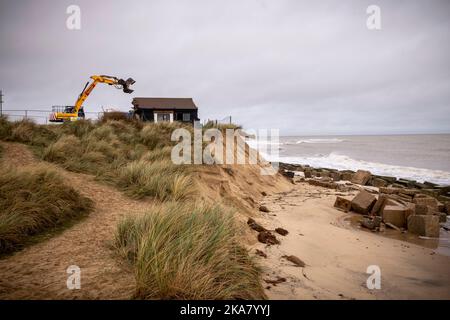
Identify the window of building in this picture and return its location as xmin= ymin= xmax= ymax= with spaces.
xmin=182 ymin=113 xmax=191 ymax=121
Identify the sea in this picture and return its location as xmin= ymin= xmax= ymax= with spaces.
xmin=247 ymin=134 xmax=450 ymax=186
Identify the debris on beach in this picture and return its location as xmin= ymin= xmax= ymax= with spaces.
xmin=383 ymin=205 xmax=409 ymax=228
xmin=257 ymin=231 xmax=280 ymax=245
xmin=255 ymin=249 xmax=267 ymax=258
xmin=351 ymin=170 xmax=372 ymax=185
xmin=332 ymin=184 xmax=447 ymax=238
xmin=351 ymin=190 xmax=377 ymax=214
xmin=264 ymin=276 xmax=286 ymax=286
xmin=282 ymin=255 xmax=306 ymax=267
xmin=281 ymin=170 xmax=295 ymax=179
xmin=275 ymin=227 xmax=289 ymax=236
xmin=408 ymin=215 xmax=440 ymax=237
xmin=278 ymin=162 xmax=449 ymax=239
xmin=334 ymin=196 xmax=352 ymax=212
xmin=247 ymin=218 xmax=267 ymax=232
xmin=361 ymin=216 xmax=382 ymax=230
xmin=385 ymin=222 xmax=402 ymax=232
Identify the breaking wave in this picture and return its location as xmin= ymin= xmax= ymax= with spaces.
xmin=246 ymin=138 xmax=345 ymax=148
xmin=259 ymin=152 xmax=450 ymax=185
xmin=294 ymin=138 xmax=345 ymax=144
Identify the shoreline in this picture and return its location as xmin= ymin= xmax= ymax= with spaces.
xmin=279 ymin=162 xmax=450 ymax=202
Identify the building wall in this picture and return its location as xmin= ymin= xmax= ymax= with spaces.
xmin=135 ymin=108 xmax=198 ymax=123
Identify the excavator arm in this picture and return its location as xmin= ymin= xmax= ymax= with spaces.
xmin=50 ymin=75 xmax=135 ymax=122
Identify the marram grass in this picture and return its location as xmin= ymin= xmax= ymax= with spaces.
xmin=115 ymin=202 xmax=266 ymax=300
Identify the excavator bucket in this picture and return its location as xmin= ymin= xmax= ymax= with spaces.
xmin=118 ymin=77 xmax=135 ymax=94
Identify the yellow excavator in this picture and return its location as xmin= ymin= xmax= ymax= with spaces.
xmin=49 ymin=75 xmax=135 ymax=122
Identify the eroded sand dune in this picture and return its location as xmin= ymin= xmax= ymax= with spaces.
xmin=1 ymin=142 xmax=449 ymax=300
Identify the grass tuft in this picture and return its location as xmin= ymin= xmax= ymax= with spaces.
xmin=10 ymin=120 xmax=57 ymax=147
xmin=0 ymin=115 xmax=12 ymax=140
xmin=117 ymin=159 xmax=193 ymax=200
xmin=115 ymin=202 xmax=265 ymax=300
xmin=0 ymin=164 xmax=93 ymax=253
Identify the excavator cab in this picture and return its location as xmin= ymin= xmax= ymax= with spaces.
xmin=50 ymin=106 xmax=85 ymax=122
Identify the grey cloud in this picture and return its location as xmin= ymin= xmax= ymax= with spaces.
xmin=0 ymin=0 xmax=449 ymax=135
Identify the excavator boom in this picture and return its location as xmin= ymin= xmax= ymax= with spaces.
xmin=49 ymin=75 xmax=135 ymax=122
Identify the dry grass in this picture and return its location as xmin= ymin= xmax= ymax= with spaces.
xmin=0 ymin=117 xmax=266 ymax=300
xmin=1 ymin=119 xmax=57 ymax=147
xmin=58 ymin=119 xmax=97 ymax=139
xmin=0 ymin=164 xmax=93 ymax=253
xmin=117 ymin=159 xmax=194 ymax=200
xmin=115 ymin=202 xmax=265 ymax=300
xmin=0 ymin=115 xmax=12 ymax=140
xmin=140 ymin=124 xmax=174 ymax=150
xmin=39 ymin=120 xmax=194 ymax=200
xmin=99 ymin=111 xmax=131 ymax=123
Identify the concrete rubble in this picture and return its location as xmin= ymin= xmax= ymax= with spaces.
xmin=350 ymin=190 xmax=376 ymax=214
xmin=278 ymin=163 xmax=449 ymax=239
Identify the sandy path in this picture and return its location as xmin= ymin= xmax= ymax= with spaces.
xmin=252 ymin=183 xmax=450 ymax=300
xmin=0 ymin=142 xmax=149 ymax=299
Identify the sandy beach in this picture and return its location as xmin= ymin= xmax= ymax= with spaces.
xmin=248 ymin=182 xmax=450 ymax=300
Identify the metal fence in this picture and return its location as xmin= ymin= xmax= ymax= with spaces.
xmin=202 ymin=116 xmax=233 ymax=126
xmin=2 ymin=109 xmax=234 ymax=126
xmin=1 ymin=109 xmax=105 ymax=124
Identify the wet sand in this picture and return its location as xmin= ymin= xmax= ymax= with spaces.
xmin=249 ymin=182 xmax=450 ymax=300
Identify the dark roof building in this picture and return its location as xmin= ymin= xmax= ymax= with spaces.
xmin=132 ymin=97 xmax=199 ymax=123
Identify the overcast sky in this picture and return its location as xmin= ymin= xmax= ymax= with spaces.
xmin=0 ymin=0 xmax=449 ymax=135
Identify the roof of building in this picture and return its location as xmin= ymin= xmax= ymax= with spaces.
xmin=132 ymin=97 xmax=198 ymax=110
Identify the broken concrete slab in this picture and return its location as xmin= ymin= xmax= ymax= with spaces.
xmin=282 ymin=170 xmax=295 ymax=179
xmin=351 ymin=170 xmax=372 ymax=185
xmin=405 ymin=203 xmax=415 ymax=221
xmin=407 ymin=215 xmax=440 ymax=238
xmin=413 ymin=196 xmax=438 ymax=209
xmin=340 ymin=171 xmax=354 ymax=181
xmin=382 ymin=205 xmax=407 ymax=228
xmin=361 ymin=216 xmax=382 ymax=230
xmin=334 ymin=196 xmax=352 ymax=213
xmin=415 ymin=204 xmax=429 ymax=215
xmin=385 ymin=222 xmax=402 ymax=231
xmin=304 ymin=169 xmax=312 ymax=178
xmin=331 ymin=171 xmax=341 ymax=181
xmin=351 ymin=190 xmax=377 ymax=214
xmin=371 ymin=194 xmax=388 ymax=215
xmin=379 ymin=187 xmax=402 ymax=195
xmin=371 ymin=177 xmax=388 ymax=188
